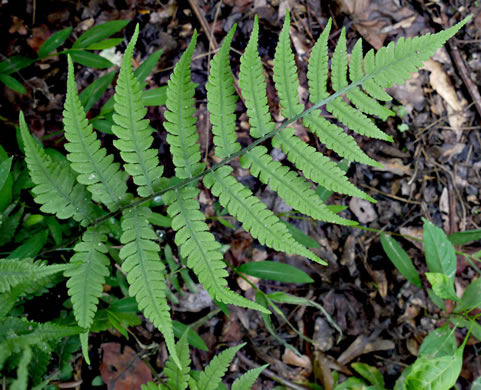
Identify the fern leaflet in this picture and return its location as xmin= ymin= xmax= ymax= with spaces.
xmin=273 ymin=9 xmax=303 ymax=118
xmin=20 ymin=112 xmax=94 ymax=226
xmin=272 ymin=128 xmax=374 ymax=202
xmin=164 ymin=187 xmax=268 ymax=312
xmin=307 ymin=18 xmax=331 ymax=103
xmin=204 ymin=166 xmax=324 ymax=264
xmin=193 ymin=343 xmax=244 ymax=390
xmin=232 ymin=364 xmax=268 ymax=390
xmin=164 ymin=332 xmax=190 ymax=390
xmin=206 ymin=25 xmax=241 ymax=159
xmin=10 ymin=346 xmax=32 ymax=390
xmin=238 ymin=16 xmax=275 ymax=138
xmin=240 ymin=146 xmax=355 ymax=225
xmin=112 ymin=24 xmax=164 ymax=197
xmin=164 ymin=30 xmax=205 ymax=179
xmin=63 ymin=55 xmax=128 ymax=211
xmin=0 ymin=258 xmax=68 ymax=294
xmin=65 ymin=226 xmax=110 ymax=329
xmin=119 ymin=206 xmax=179 ymax=367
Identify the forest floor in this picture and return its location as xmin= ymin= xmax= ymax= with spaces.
xmin=1 ymin=0 xmax=481 ymax=389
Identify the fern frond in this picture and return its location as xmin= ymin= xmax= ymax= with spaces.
xmin=272 ymin=128 xmax=374 ymax=202
xmin=0 ymin=258 xmax=68 ymax=294
xmin=164 ymin=31 xmax=205 ymax=179
xmin=232 ymin=364 xmax=268 ymax=390
xmin=194 ymin=343 xmax=245 ymax=390
xmin=273 ymin=9 xmax=303 ymax=118
xmin=0 ymin=318 xmax=82 ymax=370
xmin=65 ymin=226 xmax=110 ymax=329
xmin=302 ymin=110 xmax=380 ymax=167
xmin=240 ymin=146 xmax=355 ymax=225
xmin=206 ymin=25 xmax=241 ymax=159
xmin=238 ymin=16 xmax=275 ymax=138
xmin=307 ymin=18 xmax=331 ymax=104
xmin=326 ymin=98 xmax=392 ymax=141
xmin=112 ymin=24 xmax=164 ymax=197
xmin=164 ymin=332 xmax=190 ymax=390
xmin=10 ymin=346 xmax=32 ymax=390
xmin=63 ymin=55 xmax=128 ymax=211
xmin=119 ymin=206 xmax=178 ymax=367
xmin=20 ymin=112 xmax=94 ymax=226
xmin=164 ymin=187 xmax=268 ymax=312
xmin=204 ymin=166 xmax=325 ymax=264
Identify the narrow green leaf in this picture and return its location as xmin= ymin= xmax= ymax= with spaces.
xmin=38 ymin=27 xmax=72 ymax=57
xmin=455 ymin=277 xmax=481 ymax=313
xmin=135 ymin=49 xmax=163 ymax=84
xmin=69 ymin=50 xmax=113 ymax=69
xmin=0 ymin=74 xmax=26 ymax=94
xmin=423 ymin=218 xmax=456 ymax=280
xmin=148 ymin=212 xmax=171 ymax=228
xmin=173 ymin=320 xmax=208 ymax=351
xmin=281 ymin=221 xmax=321 ymax=248
xmin=0 ymin=55 xmax=34 ymax=74
xmin=73 ymin=20 xmax=129 ymax=48
xmin=79 ymin=70 xmax=116 ymax=112
xmin=380 ymin=234 xmax=421 ymax=288
xmin=0 ymin=157 xmax=13 ymax=190
xmin=86 ymin=38 xmax=123 ymax=50
xmin=232 ymin=365 xmax=268 ymax=390
xmin=448 ymin=229 xmax=481 ymax=246
xmin=238 ymin=261 xmax=313 ymax=284
xmin=426 ymin=272 xmax=459 ymax=301
xmin=142 ymin=86 xmax=167 ymax=106
xmin=7 ymin=230 xmax=48 ymax=259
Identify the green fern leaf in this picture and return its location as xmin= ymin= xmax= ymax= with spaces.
xmin=345 ymin=39 xmax=394 ymax=120
xmin=164 ymin=187 xmax=268 ymax=312
xmin=273 ymin=9 xmax=303 ymax=118
xmin=206 ymin=25 xmax=241 ymax=159
xmin=272 ymin=128 xmax=374 ymax=202
xmin=195 ymin=343 xmax=245 ymax=390
xmin=331 ymin=28 xmax=348 ymax=92
xmin=164 ymin=332 xmax=190 ymax=390
xmin=0 ymin=258 xmax=68 ymax=294
xmin=204 ymin=166 xmax=324 ymax=264
xmin=238 ymin=15 xmax=275 ymax=138
xmin=232 ymin=364 xmax=268 ymax=390
xmin=164 ymin=30 xmax=205 ymax=179
xmin=240 ymin=146 xmax=355 ymax=225
xmin=326 ymin=97 xmax=392 ymax=141
xmin=10 ymin=346 xmax=32 ymax=390
xmin=119 ymin=206 xmax=179 ymax=367
xmin=65 ymin=226 xmax=110 ymax=329
xmin=112 ymin=24 xmax=164 ymax=197
xmin=302 ymin=110 xmax=380 ymax=167
xmin=20 ymin=112 xmax=94 ymax=226
xmin=307 ymin=18 xmax=331 ymax=104
xmin=63 ymin=55 xmax=128 ymax=211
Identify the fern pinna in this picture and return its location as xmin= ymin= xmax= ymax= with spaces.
xmin=20 ymin=13 xmax=468 ymax=368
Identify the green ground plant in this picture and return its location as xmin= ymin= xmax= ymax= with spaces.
xmin=0 ymin=11 xmax=472 ymax=389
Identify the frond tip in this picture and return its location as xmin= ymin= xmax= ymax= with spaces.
xmin=112 ymin=24 xmax=164 ymax=197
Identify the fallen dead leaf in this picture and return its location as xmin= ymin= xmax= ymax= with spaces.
xmin=337 ymin=334 xmax=395 ymax=365
xmin=423 ymin=59 xmax=468 ymax=138
xmin=282 ymin=348 xmax=312 ymax=369
xmin=375 ymin=158 xmax=413 ymax=176
xmin=99 ymin=343 xmax=152 ymax=390
xmin=349 ymin=198 xmax=377 ymax=224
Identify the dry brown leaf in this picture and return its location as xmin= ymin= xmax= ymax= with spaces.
xmin=99 ymin=343 xmax=152 ymax=390
xmin=375 ymin=158 xmax=413 ymax=176
xmin=282 ymin=348 xmax=312 ymax=369
xmin=337 ymin=334 xmax=395 ymax=365
xmin=349 ymin=198 xmax=377 ymax=224
xmin=423 ymin=59 xmax=468 ymax=137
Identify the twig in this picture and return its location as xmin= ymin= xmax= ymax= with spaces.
xmin=447 ymin=41 xmax=481 ymax=120
xmin=236 ymin=351 xmax=308 ymax=390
